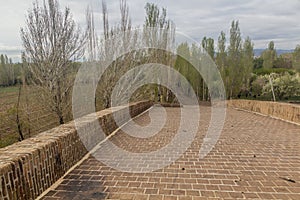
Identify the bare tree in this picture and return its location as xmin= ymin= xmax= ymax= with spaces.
xmin=143 ymin=3 xmax=175 ymax=102
xmin=21 ymin=0 xmax=85 ymax=124
xmin=90 ymin=0 xmax=137 ymax=109
xmin=87 ymin=1 xmax=175 ymax=108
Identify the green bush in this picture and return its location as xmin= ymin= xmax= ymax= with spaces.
xmin=262 ymin=72 xmax=300 ymax=100
xmin=253 ymin=68 xmax=295 ymax=76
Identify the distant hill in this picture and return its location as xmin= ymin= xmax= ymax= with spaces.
xmin=254 ymin=49 xmax=294 ymax=57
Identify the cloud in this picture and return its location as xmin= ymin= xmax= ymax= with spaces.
xmin=1 ymin=0 xmax=300 ymax=61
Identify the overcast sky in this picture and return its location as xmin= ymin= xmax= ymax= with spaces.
xmin=1 ymin=0 xmax=300 ymax=62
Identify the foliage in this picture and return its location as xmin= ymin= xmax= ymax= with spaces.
xmin=273 ymin=55 xmax=292 ymax=69
xmin=0 ymin=55 xmax=18 ymax=87
xmin=143 ymin=2 xmax=175 ymax=103
xmin=201 ymin=37 xmax=215 ymax=100
xmin=226 ymin=20 xmax=244 ymax=98
xmin=253 ymin=68 xmax=295 ymax=76
xmin=262 ymin=73 xmax=300 ymax=100
xmin=253 ymin=57 xmax=263 ymax=69
xmin=250 ymin=74 xmax=267 ymax=97
xmin=216 ymin=31 xmax=227 ymax=99
xmin=241 ymin=37 xmax=254 ymax=86
xmin=293 ymin=45 xmax=300 ymax=72
xmin=175 ymin=43 xmax=193 ymax=97
xmin=262 ymin=41 xmax=277 ymax=69
xmin=202 ymin=37 xmax=215 ymax=59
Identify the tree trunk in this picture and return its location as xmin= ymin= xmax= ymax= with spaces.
xmin=59 ymin=115 xmax=64 ymax=124
xmin=16 ymin=84 xmax=24 ymax=140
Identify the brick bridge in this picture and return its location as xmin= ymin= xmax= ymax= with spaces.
xmin=1 ymin=100 xmax=300 ymax=200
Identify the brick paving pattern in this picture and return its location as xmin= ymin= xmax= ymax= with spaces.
xmin=41 ymin=106 xmax=300 ymax=200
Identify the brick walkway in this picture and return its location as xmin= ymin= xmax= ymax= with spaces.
xmin=41 ymin=106 xmax=300 ymax=200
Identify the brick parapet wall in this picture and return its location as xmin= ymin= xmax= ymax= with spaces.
xmin=0 ymin=101 xmax=152 ymax=200
xmin=227 ymin=100 xmax=300 ymax=125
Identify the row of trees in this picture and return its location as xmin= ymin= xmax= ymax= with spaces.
xmin=176 ymin=23 xmax=300 ymax=100
xmin=253 ymin=41 xmax=300 ymax=71
xmin=294 ymin=46 xmax=300 ymax=71
xmin=0 ymin=55 xmax=18 ymax=86
xmin=0 ymin=53 xmax=34 ymax=87
xmin=2 ymin=0 xmax=300 ymax=143
xmin=5 ymin=0 xmax=176 ymax=142
xmin=15 ymin=0 xmax=300 ymax=105
xmin=172 ymin=21 xmax=254 ymax=99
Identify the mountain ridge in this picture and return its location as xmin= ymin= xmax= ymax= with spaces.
xmin=254 ymin=49 xmax=293 ymax=57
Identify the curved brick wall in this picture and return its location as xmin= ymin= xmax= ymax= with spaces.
xmin=0 ymin=101 xmax=152 ymax=200
xmin=228 ymin=100 xmax=300 ymax=125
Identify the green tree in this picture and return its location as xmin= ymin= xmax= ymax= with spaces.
xmin=202 ymin=37 xmax=215 ymax=59
xmin=144 ymin=2 xmax=174 ymax=50
xmin=293 ymin=45 xmax=300 ymax=72
xmin=190 ymin=43 xmax=203 ymax=98
xmin=201 ymin=37 xmax=215 ymax=100
xmin=263 ymin=73 xmax=300 ymax=100
xmin=175 ymin=43 xmax=204 ymax=99
xmin=253 ymin=57 xmax=263 ymax=69
xmin=262 ymin=41 xmax=277 ymax=69
xmin=250 ymin=74 xmax=266 ymax=97
xmin=216 ymin=31 xmax=228 ymax=98
xmin=144 ymin=2 xmax=175 ymax=102
xmin=175 ymin=42 xmax=191 ymax=93
xmin=274 ymin=55 xmax=292 ymax=69
xmin=0 ymin=54 xmax=8 ymax=86
xmin=242 ymin=36 xmax=254 ymax=88
xmin=216 ymin=31 xmax=227 ymax=71
xmin=227 ymin=20 xmax=242 ymax=98
xmin=0 ymin=54 xmax=16 ymax=86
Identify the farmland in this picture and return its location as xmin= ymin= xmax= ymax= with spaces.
xmin=0 ymin=86 xmax=59 ymax=147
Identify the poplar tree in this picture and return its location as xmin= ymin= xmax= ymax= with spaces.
xmin=293 ymin=45 xmax=300 ymax=72
xmin=227 ymin=20 xmax=242 ymax=98
xmin=262 ymin=41 xmax=277 ymax=69
xmin=242 ymin=37 xmax=254 ymax=88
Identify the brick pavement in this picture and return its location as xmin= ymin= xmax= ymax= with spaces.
xmin=40 ymin=106 xmax=300 ymax=200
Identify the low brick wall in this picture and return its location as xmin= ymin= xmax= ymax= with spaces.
xmin=228 ymin=100 xmax=300 ymax=124
xmin=0 ymin=101 xmax=152 ymax=200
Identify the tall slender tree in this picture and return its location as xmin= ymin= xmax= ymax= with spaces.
xmin=201 ymin=37 xmax=215 ymax=100
xmin=0 ymin=54 xmax=15 ymax=86
xmin=293 ymin=45 xmax=300 ymax=72
xmin=216 ymin=31 xmax=227 ymax=70
xmin=216 ymin=31 xmax=228 ymax=95
xmin=143 ymin=3 xmax=175 ymax=102
xmin=242 ymin=36 xmax=254 ymax=89
xmin=262 ymin=41 xmax=277 ymax=69
xmin=92 ymin=0 xmax=138 ymax=109
xmin=190 ymin=43 xmax=202 ymax=98
xmin=202 ymin=37 xmax=215 ymax=59
xmin=227 ymin=20 xmax=242 ymax=98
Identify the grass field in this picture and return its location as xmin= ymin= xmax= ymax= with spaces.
xmin=0 ymin=86 xmax=19 ymax=147
xmin=0 ymin=86 xmax=59 ymax=148
xmin=0 ymin=86 xmax=19 ymax=94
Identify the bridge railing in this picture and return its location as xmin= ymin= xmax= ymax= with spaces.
xmin=0 ymin=101 xmax=152 ymax=200
xmin=228 ymin=99 xmax=300 ymax=125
